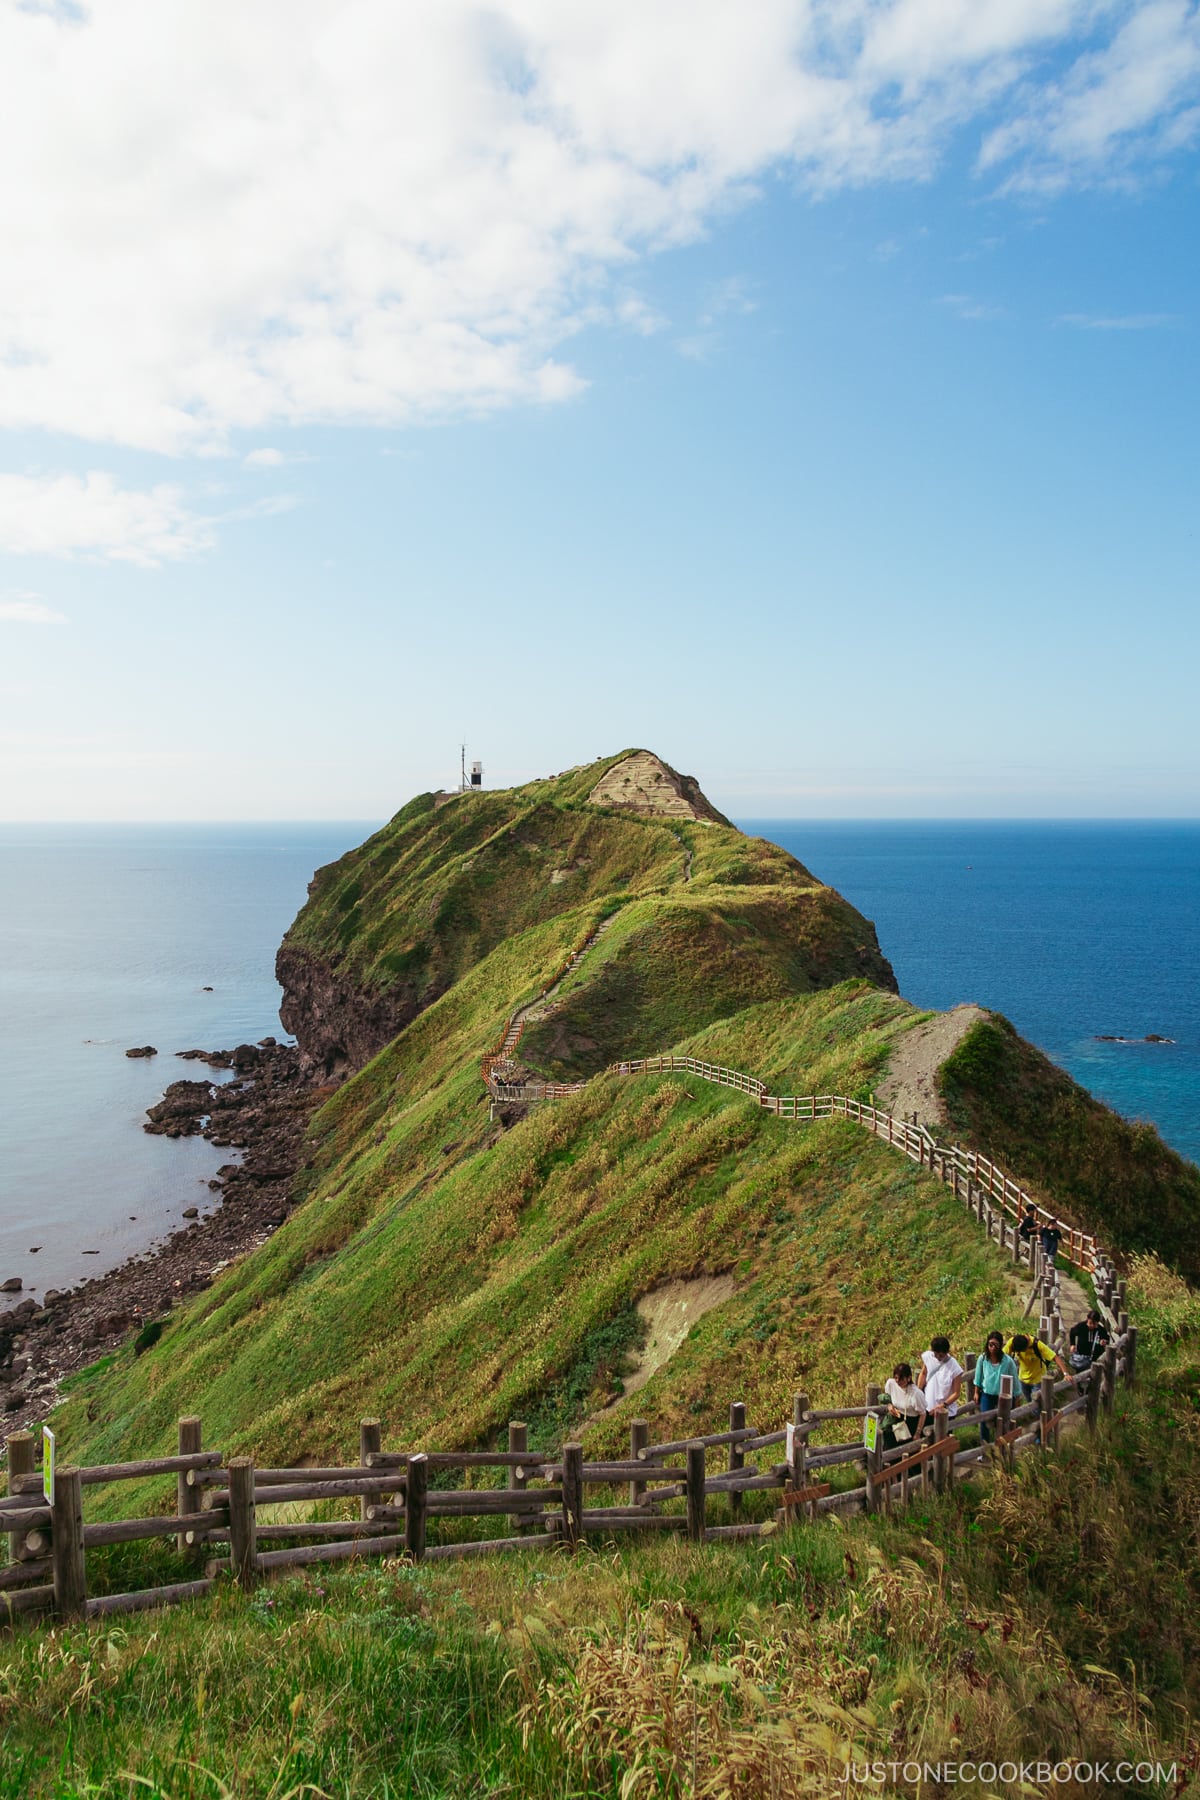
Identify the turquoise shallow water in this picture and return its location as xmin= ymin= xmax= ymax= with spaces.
xmin=2 ymin=818 xmax=1196 ymax=1310
xmin=748 ymin=821 xmax=1200 ymax=1169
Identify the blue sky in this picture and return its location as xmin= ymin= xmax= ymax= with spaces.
xmin=1 ymin=1 xmax=1197 ymax=820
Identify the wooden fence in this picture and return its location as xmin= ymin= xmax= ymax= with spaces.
xmin=0 ymin=1339 xmax=1135 ymax=1623
xmin=0 ymin=1048 xmax=1136 ymax=1629
xmin=490 ymin=1052 xmax=1099 ymax=1275
xmin=1 ymin=1311 xmax=1135 ymax=1627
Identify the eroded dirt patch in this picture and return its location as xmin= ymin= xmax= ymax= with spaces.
xmin=879 ymin=1003 xmax=989 ymax=1131
xmin=599 ymin=1274 xmax=737 ymax=1414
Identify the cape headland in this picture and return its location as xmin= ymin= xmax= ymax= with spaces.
xmin=3 ymin=750 xmax=1200 ymax=1795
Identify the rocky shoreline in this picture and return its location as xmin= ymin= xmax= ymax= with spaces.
xmin=0 ymin=1041 xmax=326 ymax=1435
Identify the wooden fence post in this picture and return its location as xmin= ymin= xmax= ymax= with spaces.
xmin=1040 ymin=1375 xmax=1055 ymax=1450
xmin=404 ymin=1454 xmax=427 ymax=1562
xmin=177 ymin=1416 xmax=204 ymax=1554
xmin=5 ymin=1432 xmax=36 ymax=1565
xmin=51 ymin=1467 xmax=86 ymax=1620
xmin=1085 ymin=1363 xmax=1102 ymax=1431
xmin=728 ymin=1403 xmax=745 ymax=1522
xmin=1100 ymin=1347 xmax=1116 ymax=1415
xmin=997 ymin=1390 xmax=1013 ymax=1462
xmin=629 ymin=1419 xmax=648 ymax=1508
xmin=1124 ymin=1327 xmax=1137 ymax=1386
xmin=508 ymin=1421 xmax=530 ymax=1530
xmin=864 ymin=1429 xmax=883 ymax=1514
xmin=933 ymin=1411 xmax=949 ymax=1494
xmin=561 ymin=1444 xmax=583 ymax=1551
xmin=686 ymin=1442 xmax=706 ymax=1542
xmin=790 ymin=1392 xmax=809 ymax=1499
xmin=227 ymin=1458 xmax=257 ymax=1589
xmin=360 ymin=1418 xmax=382 ymax=1523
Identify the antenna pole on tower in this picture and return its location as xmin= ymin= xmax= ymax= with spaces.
xmin=460 ymin=744 xmax=467 ymax=792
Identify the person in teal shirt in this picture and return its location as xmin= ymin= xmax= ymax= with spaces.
xmin=973 ymin=1332 xmax=1020 ymax=1443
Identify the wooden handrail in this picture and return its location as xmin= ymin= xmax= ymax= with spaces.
xmin=0 ymin=983 xmax=1134 ymax=1623
xmin=486 ymin=1046 xmax=1098 ymax=1270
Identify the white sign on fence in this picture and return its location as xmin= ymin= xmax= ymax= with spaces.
xmin=999 ymin=1374 xmax=1014 ymax=1400
xmin=42 ymin=1425 xmax=55 ymax=1508
xmin=785 ymin=1422 xmax=795 ymax=1463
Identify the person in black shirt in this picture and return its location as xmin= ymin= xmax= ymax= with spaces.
xmin=1018 ymin=1205 xmax=1039 ymax=1243
xmin=1040 ymin=1217 xmax=1062 ymax=1263
xmin=1068 ymin=1309 xmax=1110 ymax=1373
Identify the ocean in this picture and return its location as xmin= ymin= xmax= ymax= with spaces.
xmin=0 ymin=824 xmax=372 ymax=1313
xmin=751 ymin=820 xmax=1200 ymax=1169
xmin=1 ymin=818 xmax=1196 ymax=1312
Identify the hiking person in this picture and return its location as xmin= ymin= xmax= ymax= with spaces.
xmin=917 ymin=1336 xmax=965 ymax=1428
xmin=1018 ymin=1204 xmax=1039 ymax=1245
xmin=882 ymin=1362 xmax=927 ymax=1450
xmin=1068 ymin=1309 xmax=1110 ymax=1374
xmin=1004 ymin=1332 xmax=1070 ymax=1401
xmin=972 ymin=1332 xmax=1019 ymax=1443
xmin=1039 ymin=1217 xmax=1063 ymax=1264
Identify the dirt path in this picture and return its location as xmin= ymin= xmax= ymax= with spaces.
xmin=878 ymin=1004 xmax=989 ymax=1132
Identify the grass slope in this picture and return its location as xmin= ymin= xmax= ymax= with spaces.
xmin=55 ymin=982 xmax=1028 ymax=1493
xmin=939 ymin=1014 xmax=1200 ymax=1280
xmin=277 ymin=750 xmax=895 ymax=1057
xmin=4 ymin=1266 xmax=1199 ymax=1799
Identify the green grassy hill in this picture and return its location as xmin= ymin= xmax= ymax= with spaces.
xmin=52 ymin=752 xmax=1200 ymax=1470
xmin=7 ymin=754 xmax=1200 ymax=1796
xmin=59 ymin=982 xmax=1014 ymax=1472
xmin=938 ymin=1013 xmax=1200 ymax=1280
xmin=275 ymin=749 xmax=895 ymax=1074
xmin=8 ymin=1264 xmax=1200 ymax=1800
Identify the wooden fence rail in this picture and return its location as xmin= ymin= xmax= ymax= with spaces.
xmin=489 ymin=1049 xmax=1098 ymax=1275
xmin=0 ymin=1040 xmax=1135 ymax=1627
xmin=1 ymin=1322 xmax=1135 ymax=1624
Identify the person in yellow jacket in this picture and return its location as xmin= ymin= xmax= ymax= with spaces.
xmin=1004 ymin=1332 xmax=1070 ymax=1402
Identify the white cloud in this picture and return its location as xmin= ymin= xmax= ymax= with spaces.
xmin=698 ymin=276 xmax=758 ymax=326
xmin=939 ymin=292 xmax=1006 ymax=320
xmin=0 ymin=590 xmax=65 ymax=624
xmin=0 ymin=2 xmax=1195 ymax=459
xmin=0 ymin=473 xmax=213 ymax=566
xmin=1059 ymin=310 xmax=1177 ymax=328
xmin=980 ymin=0 xmax=1200 ymax=192
xmin=614 ymin=295 xmax=669 ymax=336
xmin=243 ymin=447 xmax=287 ymax=468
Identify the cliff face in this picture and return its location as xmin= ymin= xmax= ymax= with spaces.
xmin=276 ymin=749 xmax=897 ymax=1078
xmin=276 ymin=942 xmax=435 ymax=1080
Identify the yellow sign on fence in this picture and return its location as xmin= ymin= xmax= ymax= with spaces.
xmin=42 ymin=1426 xmax=55 ymax=1508
xmin=863 ymin=1414 xmax=879 ymax=1453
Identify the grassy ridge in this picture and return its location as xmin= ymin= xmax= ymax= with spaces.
xmin=5 ymin=1280 xmax=1199 ymax=1800
xmin=521 ymin=885 xmax=892 ymax=1079
xmin=939 ymin=1014 xmax=1200 ymax=1279
xmin=282 ymin=751 xmax=870 ymax=1005
xmin=57 ymin=983 xmax=1027 ymax=1485
xmin=6 ymin=766 xmax=1200 ymax=1789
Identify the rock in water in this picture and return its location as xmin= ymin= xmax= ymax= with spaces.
xmin=1 ymin=1278 xmax=22 ymax=1293
xmin=126 ymin=1045 xmax=158 ymax=1058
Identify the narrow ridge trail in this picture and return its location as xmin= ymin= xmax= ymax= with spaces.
xmin=484 ymin=1021 xmax=1101 ymax=1330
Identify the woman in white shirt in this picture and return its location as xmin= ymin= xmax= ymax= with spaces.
xmin=882 ymin=1361 xmax=927 ymax=1450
